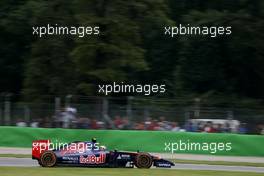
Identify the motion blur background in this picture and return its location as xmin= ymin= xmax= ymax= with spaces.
xmin=0 ymin=0 xmax=264 ymax=134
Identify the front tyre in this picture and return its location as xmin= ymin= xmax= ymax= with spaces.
xmin=40 ymin=151 xmax=57 ymax=167
xmin=135 ymin=153 xmax=153 ymax=169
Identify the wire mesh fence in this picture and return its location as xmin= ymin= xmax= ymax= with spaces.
xmin=0 ymin=95 xmax=263 ymax=134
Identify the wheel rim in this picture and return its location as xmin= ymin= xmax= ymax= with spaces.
xmin=41 ymin=152 xmax=56 ymax=167
xmin=137 ymin=154 xmax=152 ymax=168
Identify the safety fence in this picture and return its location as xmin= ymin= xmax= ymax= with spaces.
xmin=0 ymin=96 xmax=264 ymax=134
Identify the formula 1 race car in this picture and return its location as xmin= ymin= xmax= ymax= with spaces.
xmin=32 ymin=139 xmax=174 ymax=168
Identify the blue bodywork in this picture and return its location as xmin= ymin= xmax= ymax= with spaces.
xmin=51 ymin=141 xmax=174 ymax=168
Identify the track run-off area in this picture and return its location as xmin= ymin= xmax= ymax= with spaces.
xmin=0 ymin=157 xmax=263 ymax=173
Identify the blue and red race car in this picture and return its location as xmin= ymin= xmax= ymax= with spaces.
xmin=32 ymin=139 xmax=174 ymax=168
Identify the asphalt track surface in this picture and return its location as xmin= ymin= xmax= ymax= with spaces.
xmin=0 ymin=158 xmax=264 ymax=173
xmin=2 ymin=147 xmax=264 ymax=163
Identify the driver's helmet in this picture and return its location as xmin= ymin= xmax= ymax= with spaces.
xmin=92 ymin=138 xmax=97 ymax=143
xmin=99 ymin=145 xmax=107 ymax=151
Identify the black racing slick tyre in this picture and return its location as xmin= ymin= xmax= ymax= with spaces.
xmin=134 ymin=153 xmax=153 ymax=169
xmin=40 ymin=151 xmax=57 ymax=167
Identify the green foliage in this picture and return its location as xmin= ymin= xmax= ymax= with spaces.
xmin=175 ymin=8 xmax=264 ymax=98
xmin=71 ymin=0 xmax=154 ymax=94
xmin=0 ymin=0 xmax=264 ymax=101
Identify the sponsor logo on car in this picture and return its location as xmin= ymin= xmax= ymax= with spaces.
xmin=156 ymin=163 xmax=171 ymax=167
xmin=62 ymin=156 xmax=78 ymax=161
xmin=79 ymin=153 xmax=106 ymax=164
xmin=117 ymin=154 xmax=131 ymax=159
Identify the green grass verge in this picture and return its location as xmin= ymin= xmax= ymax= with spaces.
xmin=0 ymin=167 xmax=263 ymax=176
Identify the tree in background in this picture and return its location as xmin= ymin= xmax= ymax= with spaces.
xmin=22 ymin=1 xmax=78 ymax=99
xmin=71 ymin=0 xmax=148 ymax=94
xmin=0 ymin=0 xmax=30 ymax=93
xmin=171 ymin=1 xmax=264 ymax=99
xmin=0 ymin=0 xmax=264 ymax=101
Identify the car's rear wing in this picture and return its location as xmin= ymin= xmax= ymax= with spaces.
xmin=32 ymin=140 xmax=50 ymax=160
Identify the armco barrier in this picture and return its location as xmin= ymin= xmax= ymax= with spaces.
xmin=0 ymin=126 xmax=263 ymax=156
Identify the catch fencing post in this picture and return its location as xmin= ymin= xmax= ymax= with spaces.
xmin=102 ymin=98 xmax=115 ymax=129
xmin=102 ymin=98 xmax=108 ymax=116
xmin=65 ymin=94 xmax=72 ymax=108
xmin=127 ymin=96 xmax=133 ymax=121
xmin=4 ymin=94 xmax=11 ymax=125
xmin=24 ymin=105 xmax=30 ymax=124
xmin=55 ymin=97 xmax=61 ymax=114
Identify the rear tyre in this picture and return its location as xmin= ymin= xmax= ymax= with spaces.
xmin=134 ymin=153 xmax=153 ymax=169
xmin=40 ymin=151 xmax=57 ymax=167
